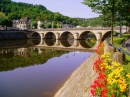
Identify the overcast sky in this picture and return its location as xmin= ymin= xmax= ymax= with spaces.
xmin=12 ymin=0 xmax=99 ymax=18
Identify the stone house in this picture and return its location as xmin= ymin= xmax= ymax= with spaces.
xmin=13 ymin=17 xmax=32 ymax=30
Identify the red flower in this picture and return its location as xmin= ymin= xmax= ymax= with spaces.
xmin=112 ymin=94 xmax=115 ymax=97
xmin=91 ymin=89 xmax=96 ymax=96
xmin=101 ymin=88 xmax=108 ymax=97
xmin=95 ymin=42 xmax=104 ymax=54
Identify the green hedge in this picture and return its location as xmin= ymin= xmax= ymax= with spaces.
xmin=113 ymin=38 xmax=125 ymax=46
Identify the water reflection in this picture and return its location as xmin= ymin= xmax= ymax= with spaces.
xmin=44 ymin=39 xmax=97 ymax=48
xmin=0 ymin=39 xmax=94 ymax=97
xmin=0 ymin=39 xmax=41 ymax=49
xmin=0 ymin=51 xmax=93 ymax=97
xmin=0 ymin=38 xmax=98 ymax=50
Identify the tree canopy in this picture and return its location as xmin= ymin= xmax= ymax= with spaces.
xmin=82 ymin=0 xmax=130 ymax=27
xmin=0 ymin=0 xmax=88 ymax=28
xmin=82 ymin=0 xmax=130 ymax=42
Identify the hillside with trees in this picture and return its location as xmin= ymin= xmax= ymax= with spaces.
xmin=0 ymin=0 xmax=86 ymax=29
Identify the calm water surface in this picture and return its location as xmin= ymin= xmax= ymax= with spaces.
xmin=0 ymin=39 xmax=94 ymax=97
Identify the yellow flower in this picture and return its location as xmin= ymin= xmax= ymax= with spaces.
xmin=107 ymin=77 xmax=117 ymax=85
xmin=117 ymin=67 xmax=124 ymax=72
xmin=106 ymin=65 xmax=113 ymax=69
xmin=112 ymin=62 xmax=120 ymax=67
xmin=114 ymin=73 xmax=121 ymax=79
xmin=118 ymin=77 xmax=126 ymax=84
xmin=119 ymin=83 xmax=127 ymax=92
xmin=108 ymin=73 xmax=114 ymax=78
xmin=126 ymin=73 xmax=130 ymax=78
xmin=101 ymin=54 xmax=106 ymax=59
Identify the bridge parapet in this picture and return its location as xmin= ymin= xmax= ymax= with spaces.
xmin=31 ymin=26 xmax=127 ymax=31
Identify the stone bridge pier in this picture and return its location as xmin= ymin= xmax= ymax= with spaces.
xmin=55 ymin=40 xmax=60 ymax=45
xmin=96 ymin=32 xmax=102 ymax=41
xmin=73 ymin=33 xmax=79 ymax=40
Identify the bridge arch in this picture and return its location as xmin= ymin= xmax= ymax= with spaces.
xmin=31 ymin=32 xmax=41 ymax=38
xmin=79 ymin=31 xmax=96 ymax=40
xmin=45 ymin=32 xmax=56 ymax=39
xmin=60 ymin=31 xmax=74 ymax=39
xmin=101 ymin=31 xmax=111 ymax=41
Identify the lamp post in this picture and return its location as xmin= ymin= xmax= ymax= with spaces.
xmin=110 ymin=0 xmax=115 ymax=44
xmin=66 ymin=20 xmax=67 ymax=30
xmin=120 ymin=13 xmax=122 ymax=37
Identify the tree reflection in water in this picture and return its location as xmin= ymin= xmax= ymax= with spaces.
xmin=0 ymin=39 xmax=94 ymax=97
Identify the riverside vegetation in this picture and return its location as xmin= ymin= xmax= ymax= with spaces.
xmin=90 ymin=33 xmax=130 ymax=97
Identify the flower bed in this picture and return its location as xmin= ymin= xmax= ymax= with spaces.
xmin=91 ymin=42 xmax=130 ymax=97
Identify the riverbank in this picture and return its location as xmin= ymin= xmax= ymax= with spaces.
xmin=54 ymin=53 xmax=99 ymax=97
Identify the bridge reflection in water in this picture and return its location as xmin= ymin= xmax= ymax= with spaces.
xmin=35 ymin=38 xmax=99 ymax=52
xmin=0 ymin=39 xmax=96 ymax=72
xmin=0 ymin=39 xmax=99 ymax=53
xmin=0 ymin=39 xmax=95 ymax=97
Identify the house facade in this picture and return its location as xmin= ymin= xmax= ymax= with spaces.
xmin=13 ymin=17 xmax=32 ymax=30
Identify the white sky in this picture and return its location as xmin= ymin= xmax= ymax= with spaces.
xmin=12 ymin=0 xmax=99 ymax=18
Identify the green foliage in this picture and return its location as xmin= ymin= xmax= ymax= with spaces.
xmin=40 ymin=23 xmax=44 ymax=28
xmin=85 ymin=17 xmax=103 ymax=27
xmin=1 ymin=18 xmax=13 ymax=29
xmin=31 ymin=21 xmax=37 ymax=28
xmin=86 ymin=38 xmax=97 ymax=47
xmin=46 ymin=23 xmax=52 ymax=28
xmin=113 ymin=34 xmax=130 ymax=46
xmin=82 ymin=0 xmax=130 ymax=27
xmin=122 ymin=34 xmax=130 ymax=38
xmin=113 ymin=31 xmax=119 ymax=36
xmin=113 ymin=33 xmax=130 ymax=65
xmin=0 ymin=0 xmax=85 ymax=27
xmin=114 ymin=38 xmax=125 ymax=45
xmin=0 ymin=12 xmax=6 ymax=18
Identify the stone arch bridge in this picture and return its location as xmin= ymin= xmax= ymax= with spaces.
xmin=30 ymin=27 xmax=126 ymax=41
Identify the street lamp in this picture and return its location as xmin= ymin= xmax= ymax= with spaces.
xmin=120 ymin=13 xmax=122 ymax=37
xmin=66 ymin=20 xmax=67 ymax=29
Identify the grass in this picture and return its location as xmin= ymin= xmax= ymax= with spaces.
xmin=113 ymin=33 xmax=130 ymax=65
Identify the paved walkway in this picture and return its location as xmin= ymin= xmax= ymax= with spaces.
xmin=125 ymin=39 xmax=130 ymax=52
xmin=54 ymin=53 xmax=99 ymax=97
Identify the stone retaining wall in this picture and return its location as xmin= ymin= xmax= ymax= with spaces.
xmin=54 ymin=53 xmax=99 ymax=97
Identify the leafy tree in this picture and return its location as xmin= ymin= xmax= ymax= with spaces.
xmin=1 ymin=18 xmax=13 ymax=30
xmin=40 ymin=23 xmax=44 ymax=28
xmin=53 ymin=12 xmax=63 ymax=21
xmin=82 ymin=0 xmax=130 ymax=43
xmin=31 ymin=21 xmax=37 ymax=29
xmin=46 ymin=23 xmax=51 ymax=28
xmin=8 ymin=12 xmax=21 ymax=20
xmin=53 ymin=23 xmax=57 ymax=28
xmin=0 ymin=12 xmax=6 ymax=18
xmin=118 ymin=0 xmax=130 ymax=33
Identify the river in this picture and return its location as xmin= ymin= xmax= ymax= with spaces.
xmin=0 ymin=39 xmax=94 ymax=97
